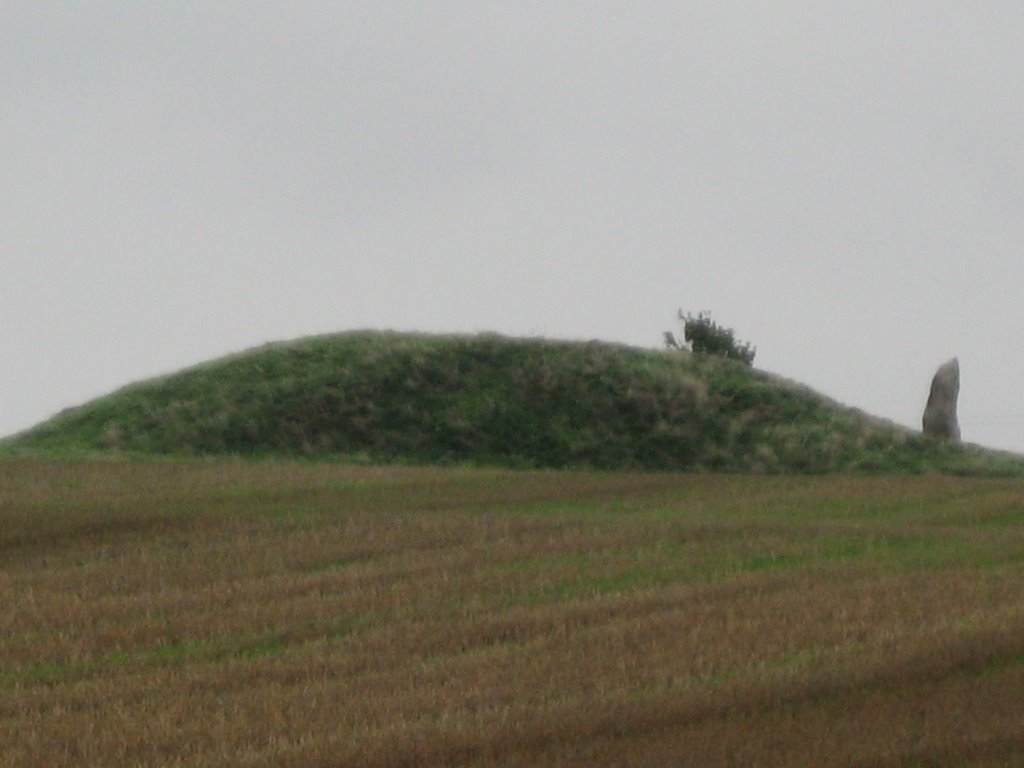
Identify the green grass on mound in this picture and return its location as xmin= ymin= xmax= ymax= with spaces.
xmin=6 ymin=331 xmax=1022 ymax=474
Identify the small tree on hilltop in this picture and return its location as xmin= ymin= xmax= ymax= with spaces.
xmin=668 ymin=310 xmax=756 ymax=366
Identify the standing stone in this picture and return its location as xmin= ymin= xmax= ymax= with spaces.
xmin=922 ymin=357 xmax=960 ymax=441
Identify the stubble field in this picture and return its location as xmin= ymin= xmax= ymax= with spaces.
xmin=2 ymin=457 xmax=1024 ymax=767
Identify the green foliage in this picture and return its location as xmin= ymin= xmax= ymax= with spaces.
xmin=677 ymin=310 xmax=756 ymax=366
xmin=5 ymin=331 xmax=1023 ymax=475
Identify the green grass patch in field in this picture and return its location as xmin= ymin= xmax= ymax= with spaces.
xmin=1 ymin=621 xmax=381 ymax=690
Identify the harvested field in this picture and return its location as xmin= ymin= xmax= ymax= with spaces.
xmin=2 ymin=458 xmax=1024 ymax=766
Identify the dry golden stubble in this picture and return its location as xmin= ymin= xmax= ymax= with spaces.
xmin=3 ymin=459 xmax=1024 ymax=767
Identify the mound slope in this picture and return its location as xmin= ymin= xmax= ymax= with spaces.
xmin=7 ymin=331 xmax=1021 ymax=474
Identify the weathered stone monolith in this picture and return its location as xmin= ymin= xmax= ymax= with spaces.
xmin=922 ymin=357 xmax=960 ymax=441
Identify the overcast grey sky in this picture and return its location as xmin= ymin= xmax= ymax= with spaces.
xmin=4 ymin=3 xmax=1024 ymax=452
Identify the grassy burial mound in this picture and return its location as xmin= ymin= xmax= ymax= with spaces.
xmin=8 ymin=331 xmax=1022 ymax=474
